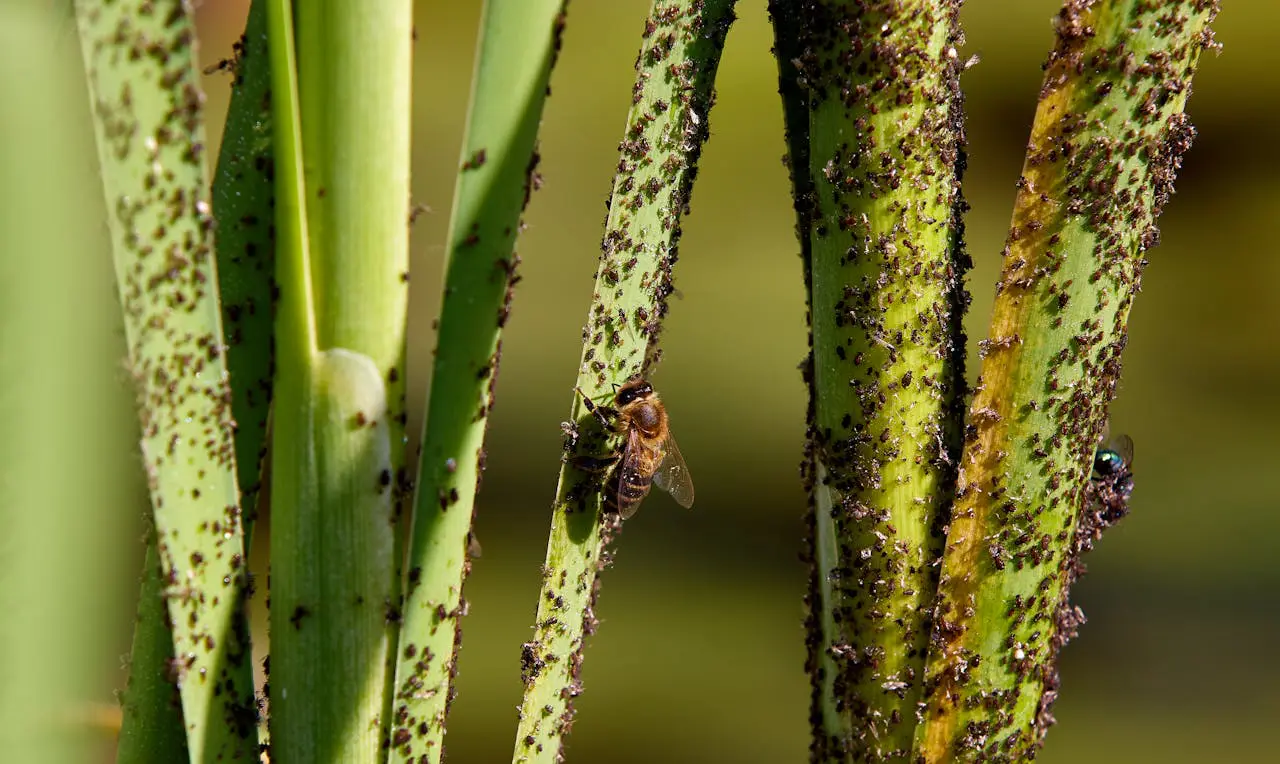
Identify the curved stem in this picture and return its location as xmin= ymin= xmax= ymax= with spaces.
xmin=915 ymin=2 xmax=1219 ymax=759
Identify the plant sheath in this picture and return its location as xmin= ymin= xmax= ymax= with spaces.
xmin=914 ymin=2 xmax=1219 ymax=759
xmin=387 ymin=1 xmax=566 ymax=761
xmin=265 ymin=0 xmax=413 ymax=761
xmin=512 ymin=2 xmax=737 ymax=762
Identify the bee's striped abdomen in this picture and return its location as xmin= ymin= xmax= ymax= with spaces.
xmin=606 ymin=440 xmax=662 ymax=518
xmin=614 ymin=470 xmax=653 ymax=516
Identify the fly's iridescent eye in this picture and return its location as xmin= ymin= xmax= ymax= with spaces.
xmin=1093 ymin=430 xmax=1134 ymax=476
xmin=1093 ymin=449 xmax=1123 ymax=477
xmin=1089 ymin=426 xmax=1134 ymax=526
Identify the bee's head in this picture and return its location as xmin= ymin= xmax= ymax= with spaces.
xmin=615 ymin=378 xmax=652 ymax=406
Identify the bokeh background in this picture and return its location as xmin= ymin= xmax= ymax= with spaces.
xmin=56 ymin=0 xmax=1280 ymax=761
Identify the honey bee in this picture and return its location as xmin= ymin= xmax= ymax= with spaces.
xmin=575 ymin=378 xmax=694 ymax=519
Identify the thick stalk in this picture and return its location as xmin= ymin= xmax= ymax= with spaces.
xmin=915 ymin=2 xmax=1219 ymax=760
xmin=511 ymin=2 xmax=737 ymax=762
xmin=1 ymin=6 xmax=139 ymax=761
xmin=73 ymin=1 xmax=258 ymax=760
xmin=265 ymin=0 xmax=413 ymax=761
xmin=775 ymin=2 xmax=968 ymax=759
xmin=388 ymin=2 xmax=567 ymax=761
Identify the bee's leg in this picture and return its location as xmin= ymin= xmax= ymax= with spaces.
xmin=574 ymin=386 xmax=618 ymax=430
xmin=571 ymin=453 xmax=619 ymax=473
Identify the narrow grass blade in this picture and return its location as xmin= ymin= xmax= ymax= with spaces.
xmin=512 ymin=2 xmax=737 ymax=762
xmin=388 ymin=2 xmax=567 ymax=760
xmin=262 ymin=1 xmax=322 ymax=757
xmin=772 ymin=2 xmax=969 ymax=758
xmin=266 ymin=0 xmax=412 ymax=760
xmin=211 ymin=0 xmax=275 ymax=549
xmin=116 ymin=538 xmax=190 ymax=762
xmin=915 ymin=2 xmax=1219 ymax=759
xmin=73 ymin=0 xmax=259 ymax=760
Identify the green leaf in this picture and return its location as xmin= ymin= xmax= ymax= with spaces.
xmin=388 ymin=1 xmax=567 ymax=760
xmin=212 ymin=0 xmax=275 ymax=551
xmin=73 ymin=0 xmax=259 ymax=759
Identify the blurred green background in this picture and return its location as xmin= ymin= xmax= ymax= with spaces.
xmin=43 ymin=0 xmax=1278 ymax=761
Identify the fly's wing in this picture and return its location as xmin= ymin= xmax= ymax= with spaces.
xmin=617 ymin=427 xmax=648 ymax=520
xmin=1108 ymin=433 xmax=1135 ymax=467
xmin=652 ymin=430 xmax=695 ymax=509
xmin=1096 ymin=422 xmax=1134 ymax=466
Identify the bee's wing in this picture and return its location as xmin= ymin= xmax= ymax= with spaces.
xmin=1109 ymin=433 xmax=1135 ymax=466
xmin=617 ymin=428 xmax=647 ymax=520
xmin=652 ymin=430 xmax=695 ymax=509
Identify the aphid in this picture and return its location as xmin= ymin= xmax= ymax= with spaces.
xmin=575 ymin=378 xmax=694 ymax=519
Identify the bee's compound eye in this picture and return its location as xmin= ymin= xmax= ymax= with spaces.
xmin=616 ymin=380 xmax=650 ymax=405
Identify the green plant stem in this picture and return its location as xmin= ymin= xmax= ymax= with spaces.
xmin=294 ymin=1 xmax=413 ymax=423
xmin=74 ymin=1 xmax=258 ymax=760
xmin=212 ymin=0 xmax=275 ymax=550
xmin=1 ymin=6 xmax=140 ymax=761
xmin=914 ymin=2 xmax=1219 ymax=760
xmin=511 ymin=2 xmax=737 ymax=762
xmin=388 ymin=2 xmax=566 ymax=761
xmin=772 ymin=2 xmax=968 ymax=759
xmin=266 ymin=0 xmax=412 ymax=761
